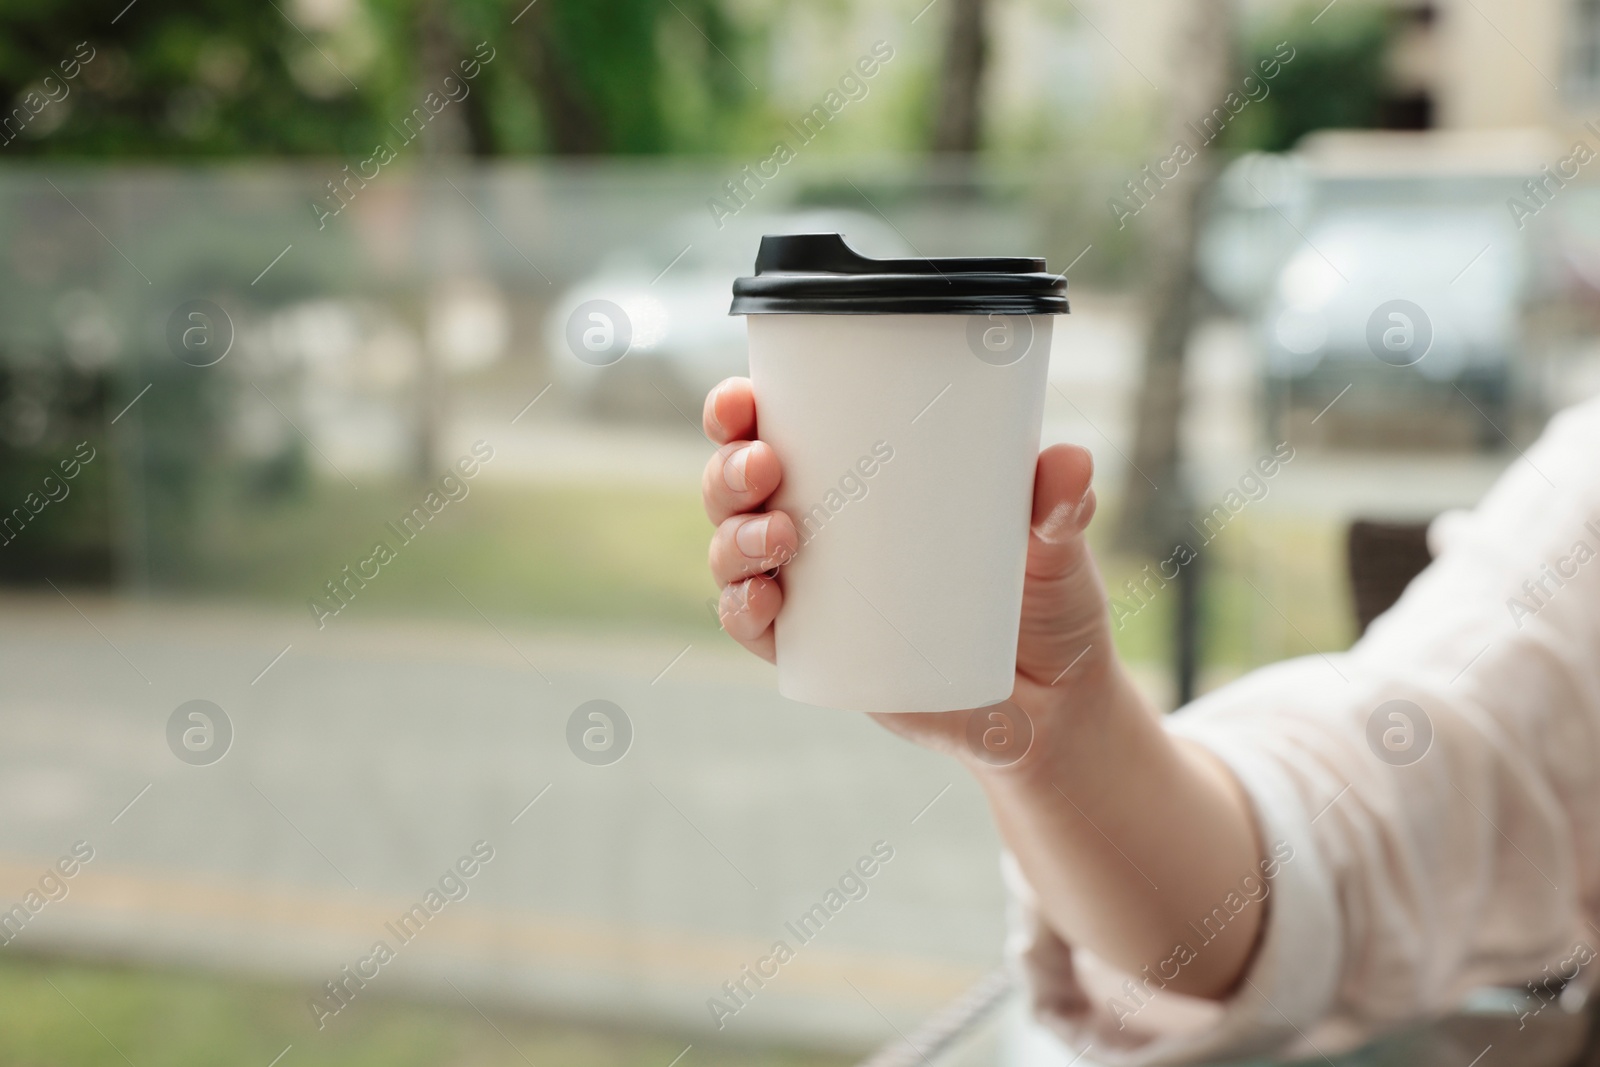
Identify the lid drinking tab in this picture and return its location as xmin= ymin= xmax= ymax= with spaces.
xmin=731 ymin=232 xmax=1069 ymax=316
xmin=753 ymin=232 xmax=1045 ymax=277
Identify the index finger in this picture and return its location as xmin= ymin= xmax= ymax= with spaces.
xmin=703 ymin=377 xmax=756 ymax=445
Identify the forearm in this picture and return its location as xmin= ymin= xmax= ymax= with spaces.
xmin=970 ymin=660 xmax=1265 ymax=1000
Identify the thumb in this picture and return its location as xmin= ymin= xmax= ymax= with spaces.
xmin=1029 ymin=443 xmax=1097 ymax=560
xmin=1015 ymin=444 xmax=1110 ymax=686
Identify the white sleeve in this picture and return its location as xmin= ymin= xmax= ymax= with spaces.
xmin=1008 ymin=396 xmax=1600 ymax=1065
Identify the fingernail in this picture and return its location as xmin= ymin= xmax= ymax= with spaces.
xmin=1033 ymin=501 xmax=1076 ymax=544
xmin=706 ymin=384 xmax=726 ymax=438
xmin=1038 ymin=484 xmax=1095 ymax=542
xmin=723 ymin=445 xmax=751 ymax=493
xmin=735 ymin=515 xmax=770 ymax=558
xmin=722 ymin=578 xmax=752 ymax=617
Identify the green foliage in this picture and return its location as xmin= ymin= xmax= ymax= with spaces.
xmin=1226 ymin=1 xmax=1395 ymax=153
xmin=0 ymin=392 xmax=112 ymax=584
xmin=0 ymin=0 xmax=757 ymax=157
xmin=0 ymin=1 xmax=405 ymax=157
xmin=543 ymin=0 xmax=741 ymax=154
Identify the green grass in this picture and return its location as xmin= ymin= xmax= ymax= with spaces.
xmin=0 ymin=955 xmax=850 ymax=1067
xmin=1094 ymin=511 xmax=1355 ymax=673
xmin=193 ymin=479 xmax=720 ymax=636
xmin=186 ymin=476 xmax=1353 ymax=672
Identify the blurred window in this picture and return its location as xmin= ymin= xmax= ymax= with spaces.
xmin=1570 ymin=0 xmax=1600 ymax=97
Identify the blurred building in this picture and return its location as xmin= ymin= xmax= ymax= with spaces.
xmin=1357 ymin=0 xmax=1600 ymax=139
xmin=777 ymin=0 xmax=1600 ymax=152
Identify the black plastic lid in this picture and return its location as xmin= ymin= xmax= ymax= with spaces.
xmin=729 ymin=233 xmax=1069 ymax=315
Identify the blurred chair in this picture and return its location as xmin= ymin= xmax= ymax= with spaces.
xmin=1346 ymin=519 xmax=1434 ymax=636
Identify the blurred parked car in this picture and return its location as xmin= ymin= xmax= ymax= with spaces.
xmin=1258 ymin=204 xmax=1521 ymax=441
xmin=1202 ymin=137 xmax=1536 ymax=448
xmin=543 ymin=209 xmax=909 ymax=419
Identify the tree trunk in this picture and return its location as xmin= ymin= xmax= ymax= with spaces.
xmin=409 ymin=0 xmax=477 ymax=481
xmin=512 ymin=1 xmax=608 ymax=154
xmin=932 ymin=0 xmax=990 ymax=154
xmin=414 ymin=0 xmax=477 ymax=156
xmin=1116 ymin=0 xmax=1237 ymax=554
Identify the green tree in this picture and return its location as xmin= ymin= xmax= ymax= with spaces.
xmin=1226 ymin=1 xmax=1394 ymax=153
xmin=0 ymin=0 xmax=411 ymax=157
xmin=496 ymin=0 xmax=748 ymax=154
xmin=931 ymin=0 xmax=990 ymax=154
xmin=0 ymin=0 xmax=756 ymax=158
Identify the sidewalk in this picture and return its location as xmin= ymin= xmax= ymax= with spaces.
xmin=0 ymin=595 xmax=1000 ymax=1051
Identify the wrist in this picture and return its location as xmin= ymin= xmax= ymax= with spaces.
xmin=960 ymin=647 xmax=1139 ymax=793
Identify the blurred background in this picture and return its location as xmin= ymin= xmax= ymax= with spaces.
xmin=2 ymin=0 xmax=1598 ymax=1064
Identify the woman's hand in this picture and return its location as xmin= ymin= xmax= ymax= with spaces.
xmin=700 ymin=376 xmax=800 ymax=664
xmin=701 ymin=375 xmax=1114 ymax=777
xmin=701 ymin=374 xmax=1266 ymax=1002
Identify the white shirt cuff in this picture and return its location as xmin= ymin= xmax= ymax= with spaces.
xmin=1005 ymin=713 xmax=1343 ymax=1065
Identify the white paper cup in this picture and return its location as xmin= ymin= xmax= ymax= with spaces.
xmin=731 ymin=234 xmax=1068 ymax=712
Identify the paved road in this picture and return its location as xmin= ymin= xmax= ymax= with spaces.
xmin=0 ymin=594 xmax=1009 ymax=1052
